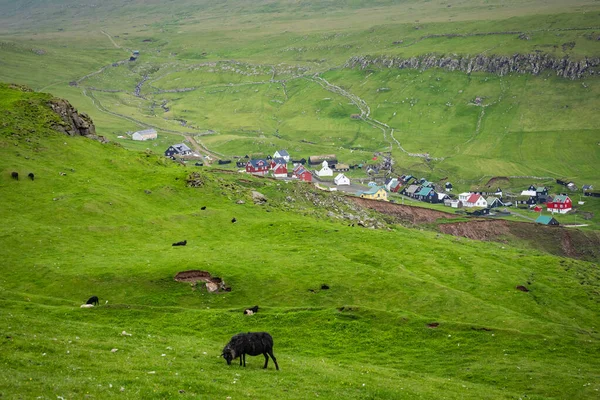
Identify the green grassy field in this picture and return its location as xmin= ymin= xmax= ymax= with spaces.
xmin=0 ymin=1 xmax=599 ymax=189
xmin=1 ymin=2 xmax=600 ymax=398
xmin=1 ymin=80 xmax=600 ymax=400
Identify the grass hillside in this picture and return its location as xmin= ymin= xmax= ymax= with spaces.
xmin=1 ymin=84 xmax=599 ymax=399
xmin=0 ymin=1 xmax=599 ymax=187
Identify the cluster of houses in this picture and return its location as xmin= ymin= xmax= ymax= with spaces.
xmin=243 ymin=151 xmax=355 ymax=186
xmin=160 ymin=142 xmax=586 ymax=225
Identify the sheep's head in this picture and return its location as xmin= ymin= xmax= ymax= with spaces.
xmin=222 ymin=347 xmax=235 ymax=365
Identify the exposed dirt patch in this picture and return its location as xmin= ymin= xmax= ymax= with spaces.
xmin=438 ymin=219 xmax=600 ymax=261
xmin=427 ymin=322 xmax=440 ymax=328
xmin=516 ymin=285 xmax=530 ymax=292
xmin=439 ymin=219 xmax=511 ymax=240
xmin=351 ymin=198 xmax=459 ymax=224
xmin=484 ymin=176 xmax=510 ymax=187
xmin=560 ymin=230 xmax=578 ymax=258
xmin=174 ymin=270 xmax=231 ymax=293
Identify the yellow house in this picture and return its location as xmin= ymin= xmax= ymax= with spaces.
xmin=359 ymin=186 xmax=388 ymax=201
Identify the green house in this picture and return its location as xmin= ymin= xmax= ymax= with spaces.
xmin=535 ymin=215 xmax=559 ymax=226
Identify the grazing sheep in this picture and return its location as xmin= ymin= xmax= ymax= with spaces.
xmin=86 ymin=295 xmax=99 ymax=306
xmin=11 ymin=172 xmax=18 ymax=180
xmin=244 ymin=305 xmax=259 ymax=315
xmin=201 ymin=206 xmax=206 ymax=210
xmin=28 ymin=172 xmax=34 ymax=181
xmin=231 ymin=218 xmax=237 ymax=223
xmin=222 ymin=332 xmax=279 ymax=370
xmin=172 ymin=240 xmax=187 ymax=246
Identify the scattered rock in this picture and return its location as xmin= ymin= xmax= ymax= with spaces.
xmin=144 ymin=189 xmax=151 ymax=194
xmin=121 ymin=331 xmax=132 ymax=336
xmin=186 ymin=172 xmax=204 ymax=188
xmin=252 ymin=191 xmax=268 ymax=204
xmin=111 ymin=348 xmax=118 ymax=353
xmin=236 ymin=199 xmax=245 ymax=204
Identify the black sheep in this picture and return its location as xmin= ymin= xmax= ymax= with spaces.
xmin=231 ymin=218 xmax=237 ymax=223
xmin=11 ymin=172 xmax=18 ymax=180
xmin=222 ymin=332 xmax=279 ymax=370
xmin=28 ymin=173 xmax=34 ymax=181
xmin=86 ymin=295 xmax=99 ymax=306
xmin=172 ymin=240 xmax=187 ymax=246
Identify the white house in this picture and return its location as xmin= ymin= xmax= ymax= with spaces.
xmin=316 ymin=160 xmax=333 ymax=177
xmin=273 ymin=150 xmax=290 ymax=162
xmin=385 ymin=178 xmax=399 ymax=191
xmin=520 ymin=190 xmax=537 ymax=197
xmin=463 ymin=193 xmax=488 ymax=208
xmin=334 ymin=173 xmax=350 ymax=186
xmin=132 ymin=128 xmax=157 ymax=141
xmin=458 ymin=192 xmax=472 ymax=202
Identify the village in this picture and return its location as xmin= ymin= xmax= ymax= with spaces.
xmin=126 ymin=128 xmax=596 ymax=228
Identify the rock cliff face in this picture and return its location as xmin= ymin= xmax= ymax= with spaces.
xmin=49 ymin=99 xmax=106 ymax=142
xmin=345 ymin=53 xmax=600 ymax=79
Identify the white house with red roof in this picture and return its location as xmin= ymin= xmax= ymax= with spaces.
xmin=547 ymin=195 xmax=572 ymax=214
xmin=459 ymin=192 xmax=487 ymax=208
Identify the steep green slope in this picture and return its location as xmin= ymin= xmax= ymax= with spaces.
xmin=0 ymin=85 xmax=599 ymax=399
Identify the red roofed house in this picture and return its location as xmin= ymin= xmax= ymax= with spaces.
xmin=293 ymin=165 xmax=312 ymax=182
xmin=463 ymin=193 xmax=488 ymax=208
xmin=246 ymin=159 xmax=269 ymax=176
xmin=547 ymin=195 xmax=572 ymax=214
xmin=270 ymin=157 xmax=288 ymax=178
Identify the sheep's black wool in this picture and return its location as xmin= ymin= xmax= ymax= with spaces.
xmin=222 ymin=332 xmax=279 ymax=370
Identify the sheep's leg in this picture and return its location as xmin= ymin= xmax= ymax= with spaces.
xmin=242 ymin=353 xmax=246 ymax=367
xmin=263 ymin=353 xmax=269 ymax=369
xmin=268 ymin=350 xmax=279 ymax=370
xmin=239 ymin=354 xmax=243 ymax=366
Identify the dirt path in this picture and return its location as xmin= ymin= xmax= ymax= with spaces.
xmin=307 ymin=74 xmax=444 ymax=162
xmin=101 ymin=30 xmax=121 ymax=49
xmin=184 ymin=135 xmax=221 ymax=161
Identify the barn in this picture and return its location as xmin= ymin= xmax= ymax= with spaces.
xmin=132 ymin=128 xmax=157 ymax=141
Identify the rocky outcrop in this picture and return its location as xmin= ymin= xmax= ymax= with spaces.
xmin=49 ymin=99 xmax=106 ymax=141
xmin=345 ymin=53 xmax=600 ymax=80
